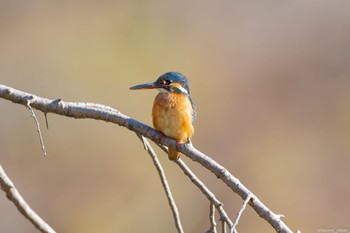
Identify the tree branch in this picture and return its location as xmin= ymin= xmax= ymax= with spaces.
xmin=26 ymin=99 xmax=47 ymax=156
xmin=206 ymin=203 xmax=217 ymax=233
xmin=0 ymin=84 xmax=297 ymax=233
xmin=175 ymin=158 xmax=233 ymax=231
xmin=232 ymin=195 xmax=251 ymax=233
xmin=0 ymin=164 xmax=56 ymax=233
xmin=155 ymin=143 xmax=233 ymax=232
xmin=136 ymin=135 xmax=184 ymax=233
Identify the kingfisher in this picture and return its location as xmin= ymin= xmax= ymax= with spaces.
xmin=130 ymin=72 xmax=196 ymax=160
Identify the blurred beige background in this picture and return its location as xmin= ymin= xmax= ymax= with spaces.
xmin=1 ymin=1 xmax=350 ymax=232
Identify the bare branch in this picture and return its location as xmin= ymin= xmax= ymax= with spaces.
xmin=26 ymin=99 xmax=47 ymax=156
xmin=222 ymin=221 xmax=227 ymax=233
xmin=175 ymin=158 xmax=233 ymax=230
xmin=0 ymin=164 xmax=56 ymax=233
xmin=179 ymin=144 xmax=293 ymax=233
xmin=44 ymin=112 xmax=49 ymax=129
xmin=206 ymin=203 xmax=217 ymax=233
xmin=0 ymin=84 xmax=296 ymax=233
xmin=155 ymin=143 xmax=234 ymax=232
xmin=232 ymin=195 xmax=251 ymax=233
xmin=136 ymin=135 xmax=184 ymax=233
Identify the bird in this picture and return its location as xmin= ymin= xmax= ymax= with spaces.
xmin=130 ymin=72 xmax=196 ymax=160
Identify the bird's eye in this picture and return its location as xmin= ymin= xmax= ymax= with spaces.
xmin=160 ymin=79 xmax=172 ymax=85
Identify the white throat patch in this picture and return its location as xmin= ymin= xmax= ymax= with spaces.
xmin=177 ymin=86 xmax=188 ymax=95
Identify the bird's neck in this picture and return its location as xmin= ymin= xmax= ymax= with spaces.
xmin=155 ymin=92 xmax=185 ymax=108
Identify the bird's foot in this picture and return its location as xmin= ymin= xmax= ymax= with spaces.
xmin=156 ymin=132 xmax=164 ymax=144
xmin=175 ymin=138 xmax=192 ymax=150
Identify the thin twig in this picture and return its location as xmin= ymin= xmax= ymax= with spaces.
xmin=26 ymin=100 xmax=47 ymax=156
xmin=44 ymin=112 xmax=49 ymax=129
xmin=157 ymin=143 xmax=233 ymax=231
xmin=206 ymin=203 xmax=217 ymax=233
xmin=174 ymin=158 xmax=233 ymax=230
xmin=232 ymin=195 xmax=251 ymax=233
xmin=156 ymin=143 xmax=169 ymax=154
xmin=136 ymin=134 xmax=184 ymax=233
xmin=0 ymin=164 xmax=56 ymax=233
xmin=222 ymin=221 xmax=227 ymax=233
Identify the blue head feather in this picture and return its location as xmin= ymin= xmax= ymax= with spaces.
xmin=156 ymin=72 xmax=191 ymax=95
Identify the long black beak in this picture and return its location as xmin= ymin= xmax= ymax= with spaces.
xmin=130 ymin=82 xmax=164 ymax=90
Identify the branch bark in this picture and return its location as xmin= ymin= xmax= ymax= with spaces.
xmin=0 ymin=84 xmax=296 ymax=233
xmin=154 ymin=143 xmax=233 ymax=232
xmin=0 ymin=164 xmax=56 ymax=233
xmin=206 ymin=203 xmax=217 ymax=233
xmin=26 ymin=99 xmax=47 ymax=156
xmin=137 ymin=135 xmax=184 ymax=233
xmin=175 ymin=158 xmax=233 ymax=231
xmin=232 ymin=195 xmax=251 ymax=233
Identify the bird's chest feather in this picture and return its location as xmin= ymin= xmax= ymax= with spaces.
xmin=152 ymin=93 xmax=194 ymax=141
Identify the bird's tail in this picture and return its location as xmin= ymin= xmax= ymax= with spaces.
xmin=168 ymin=148 xmax=180 ymax=161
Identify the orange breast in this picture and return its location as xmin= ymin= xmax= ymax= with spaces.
xmin=152 ymin=92 xmax=194 ymax=143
